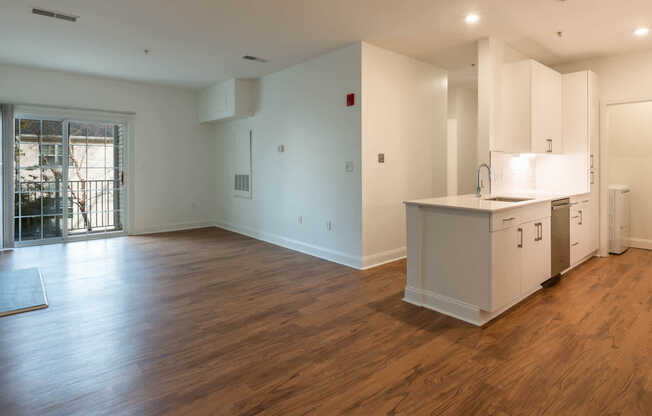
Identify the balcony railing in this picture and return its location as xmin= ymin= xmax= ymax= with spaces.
xmin=16 ymin=179 xmax=123 ymax=235
xmin=68 ymin=179 xmax=123 ymax=233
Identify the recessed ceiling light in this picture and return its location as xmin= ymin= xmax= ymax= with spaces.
xmin=465 ymin=14 xmax=480 ymax=24
xmin=634 ymin=27 xmax=649 ymax=37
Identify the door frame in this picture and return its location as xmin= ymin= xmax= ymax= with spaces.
xmin=12 ymin=107 xmax=132 ymax=246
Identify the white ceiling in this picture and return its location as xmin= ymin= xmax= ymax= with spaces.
xmin=1 ymin=0 xmax=651 ymax=88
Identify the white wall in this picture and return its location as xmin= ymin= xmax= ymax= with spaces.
xmin=215 ymin=44 xmax=363 ymax=267
xmin=0 ymin=63 xmax=216 ymax=234
xmin=360 ymin=42 xmax=447 ymax=268
xmin=448 ymin=86 xmax=478 ymax=194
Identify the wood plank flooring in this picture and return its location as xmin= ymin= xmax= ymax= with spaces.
xmin=0 ymin=227 xmax=650 ymax=415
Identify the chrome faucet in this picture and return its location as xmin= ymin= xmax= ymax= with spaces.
xmin=476 ymin=163 xmax=491 ymax=197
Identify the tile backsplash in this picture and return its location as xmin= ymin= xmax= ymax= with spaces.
xmin=491 ymin=152 xmax=537 ymax=194
xmin=491 ymin=151 xmax=587 ymax=195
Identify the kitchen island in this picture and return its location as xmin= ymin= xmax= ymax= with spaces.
xmin=403 ymin=193 xmax=570 ymax=326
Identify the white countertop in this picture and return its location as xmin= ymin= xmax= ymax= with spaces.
xmin=404 ymin=191 xmax=590 ymax=213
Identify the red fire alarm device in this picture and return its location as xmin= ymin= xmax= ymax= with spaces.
xmin=347 ymin=93 xmax=355 ymax=107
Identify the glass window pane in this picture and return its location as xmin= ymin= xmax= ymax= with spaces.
xmin=14 ymin=218 xmax=19 ymax=241
xmin=18 ymin=167 xmax=41 ymax=191
xmin=42 ymin=120 xmax=63 ymax=144
xmin=87 ymin=123 xmax=105 ymax=140
xmin=19 ymin=192 xmax=41 ymax=216
xmin=43 ymin=192 xmax=63 ymax=215
xmin=19 ymin=119 xmax=41 ymax=137
xmin=19 ymin=142 xmax=40 ymax=168
xmin=68 ymin=144 xmax=87 ymax=177
xmin=68 ymin=214 xmax=90 ymax=234
xmin=20 ymin=217 xmax=41 ymax=241
xmin=41 ymin=144 xmax=63 ymax=167
xmin=41 ymin=168 xmax=63 ymax=192
xmin=87 ymin=147 xmax=106 ymax=168
xmin=86 ymin=168 xmax=108 ymax=180
xmin=43 ymin=216 xmax=63 ymax=238
xmin=68 ymin=122 xmax=85 ymax=138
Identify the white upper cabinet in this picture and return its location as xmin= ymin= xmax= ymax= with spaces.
xmin=500 ymin=59 xmax=562 ymax=154
xmin=199 ymin=78 xmax=256 ymax=123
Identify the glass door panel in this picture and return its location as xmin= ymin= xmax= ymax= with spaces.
xmin=14 ymin=118 xmax=64 ymax=243
xmin=67 ymin=121 xmax=125 ymax=236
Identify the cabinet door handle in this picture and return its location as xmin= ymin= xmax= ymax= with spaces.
xmin=538 ymin=223 xmax=543 ymax=241
xmin=503 ymin=217 xmax=516 ymax=222
xmin=546 ymin=139 xmax=553 ymax=153
xmin=518 ymin=228 xmax=523 ymax=248
xmin=572 ymin=242 xmax=579 ymax=247
xmin=590 ymin=154 xmax=594 ymax=168
xmin=579 ymin=210 xmax=583 ymax=225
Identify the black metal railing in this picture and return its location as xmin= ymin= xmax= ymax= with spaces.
xmin=67 ymin=179 xmax=122 ymax=233
xmin=16 ymin=179 xmax=123 ymax=234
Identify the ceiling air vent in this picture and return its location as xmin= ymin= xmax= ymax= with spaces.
xmin=242 ymin=55 xmax=268 ymax=63
xmin=32 ymin=8 xmax=78 ymax=22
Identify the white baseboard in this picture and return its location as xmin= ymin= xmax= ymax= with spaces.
xmin=216 ymin=220 xmax=363 ymax=269
xmin=131 ymin=221 xmax=216 ymax=236
xmin=361 ymin=247 xmax=406 ymax=270
xmin=403 ymin=285 xmax=541 ymax=327
xmin=628 ymin=238 xmax=652 ymax=250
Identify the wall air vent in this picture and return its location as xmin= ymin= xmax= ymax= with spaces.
xmin=242 ymin=55 xmax=268 ymax=63
xmin=32 ymin=8 xmax=78 ymax=22
xmin=234 ymin=174 xmax=250 ymax=192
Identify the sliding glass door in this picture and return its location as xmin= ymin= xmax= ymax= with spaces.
xmin=13 ymin=116 xmax=127 ymax=245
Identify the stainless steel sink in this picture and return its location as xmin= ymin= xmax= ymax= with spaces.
xmin=484 ymin=196 xmax=534 ymax=202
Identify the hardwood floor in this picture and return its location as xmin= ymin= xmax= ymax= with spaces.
xmin=0 ymin=228 xmax=650 ymax=415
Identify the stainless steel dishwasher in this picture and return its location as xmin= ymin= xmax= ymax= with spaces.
xmin=551 ymin=198 xmax=571 ymax=278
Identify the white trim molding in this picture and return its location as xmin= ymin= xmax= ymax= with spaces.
xmin=216 ymin=221 xmax=363 ymax=269
xmin=361 ymin=247 xmax=406 ymax=270
xmin=131 ymin=221 xmax=216 ymax=236
xmin=404 ymin=285 xmax=541 ymax=327
xmin=628 ymin=238 xmax=652 ymax=251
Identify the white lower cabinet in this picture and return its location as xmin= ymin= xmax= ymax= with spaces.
xmin=490 ymin=206 xmax=551 ymax=311
xmin=521 ymin=217 xmax=551 ymax=293
xmin=571 ymin=195 xmax=596 ymax=265
xmin=491 ymin=226 xmax=522 ymax=310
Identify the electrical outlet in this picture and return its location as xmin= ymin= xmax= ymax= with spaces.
xmin=326 ymin=220 xmax=332 ymax=231
xmin=345 ymin=161 xmax=354 ymax=172
xmin=378 ymin=153 xmax=385 ymax=163
xmin=278 ymin=144 xmax=285 ymax=153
